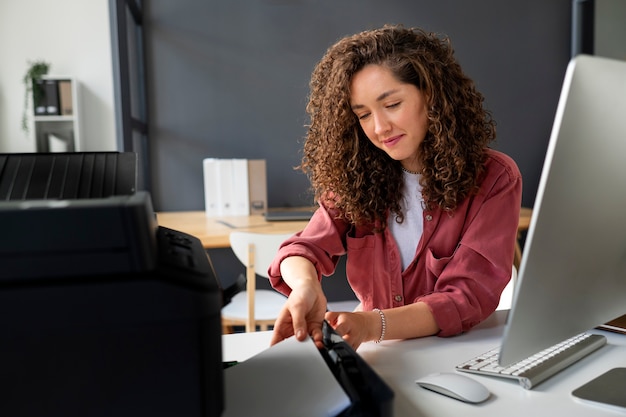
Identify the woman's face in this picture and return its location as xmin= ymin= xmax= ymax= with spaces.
xmin=349 ymin=64 xmax=428 ymax=173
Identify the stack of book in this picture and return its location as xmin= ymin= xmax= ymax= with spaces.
xmin=33 ymin=78 xmax=73 ymax=116
xmin=203 ymin=158 xmax=267 ymax=216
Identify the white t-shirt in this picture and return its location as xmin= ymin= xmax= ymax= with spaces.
xmin=388 ymin=171 xmax=424 ymax=271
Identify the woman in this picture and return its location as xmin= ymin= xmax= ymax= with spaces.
xmin=269 ymin=25 xmax=522 ymax=350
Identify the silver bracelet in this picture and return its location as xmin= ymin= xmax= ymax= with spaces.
xmin=373 ymin=308 xmax=386 ymax=343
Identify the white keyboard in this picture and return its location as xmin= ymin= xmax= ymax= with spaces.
xmin=456 ymin=332 xmax=607 ymax=389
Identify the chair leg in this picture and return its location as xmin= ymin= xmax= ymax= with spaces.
xmin=245 ymin=244 xmax=256 ymax=333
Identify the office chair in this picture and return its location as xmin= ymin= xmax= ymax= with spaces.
xmin=221 ymin=231 xmax=292 ymax=333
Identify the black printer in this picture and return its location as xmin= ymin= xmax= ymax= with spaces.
xmin=0 ymin=152 xmax=224 ymax=417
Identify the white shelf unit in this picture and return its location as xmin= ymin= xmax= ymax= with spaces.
xmin=30 ymin=75 xmax=81 ymax=152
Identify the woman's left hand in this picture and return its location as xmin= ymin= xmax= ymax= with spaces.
xmin=324 ymin=310 xmax=380 ymax=351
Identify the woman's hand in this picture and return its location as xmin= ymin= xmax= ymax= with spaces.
xmin=324 ymin=310 xmax=380 ymax=351
xmin=270 ymin=257 xmax=328 ymax=347
xmin=326 ymin=302 xmax=440 ymax=350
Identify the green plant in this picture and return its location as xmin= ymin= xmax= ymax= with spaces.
xmin=22 ymin=60 xmax=50 ymax=134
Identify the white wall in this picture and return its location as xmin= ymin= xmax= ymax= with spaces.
xmin=0 ymin=0 xmax=116 ymax=153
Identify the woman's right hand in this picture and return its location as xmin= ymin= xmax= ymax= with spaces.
xmin=270 ymin=256 xmax=327 ymax=347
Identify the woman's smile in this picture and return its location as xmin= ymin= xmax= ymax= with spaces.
xmin=382 ymin=134 xmax=404 ymax=147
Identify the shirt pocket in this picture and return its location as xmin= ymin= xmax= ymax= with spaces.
xmin=345 ymin=234 xmax=376 ymax=303
xmin=424 ymin=247 xmax=454 ymax=278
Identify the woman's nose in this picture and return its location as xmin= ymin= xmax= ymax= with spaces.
xmin=373 ymin=113 xmax=392 ymax=135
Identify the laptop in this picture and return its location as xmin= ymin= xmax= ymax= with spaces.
xmin=264 ymin=208 xmax=314 ymax=221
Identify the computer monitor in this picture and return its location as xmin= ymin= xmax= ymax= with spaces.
xmin=499 ymin=54 xmax=626 ymax=366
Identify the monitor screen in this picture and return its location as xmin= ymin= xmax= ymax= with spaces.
xmin=499 ymin=55 xmax=626 ymax=366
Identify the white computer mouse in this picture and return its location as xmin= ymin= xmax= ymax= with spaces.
xmin=415 ymin=372 xmax=490 ymax=404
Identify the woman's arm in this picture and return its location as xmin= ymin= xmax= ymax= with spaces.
xmin=270 ymin=256 xmax=329 ymax=346
xmin=325 ymin=302 xmax=439 ymax=350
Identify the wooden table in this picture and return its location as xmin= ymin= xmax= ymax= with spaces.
xmin=156 ymin=211 xmax=310 ymax=249
xmin=157 ymin=207 xmax=533 ymax=251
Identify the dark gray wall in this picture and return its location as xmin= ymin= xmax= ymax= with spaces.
xmin=145 ymin=0 xmax=572 ymax=212
xmin=142 ymin=1 xmax=572 ymax=301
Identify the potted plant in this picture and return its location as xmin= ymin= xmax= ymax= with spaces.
xmin=22 ymin=60 xmax=50 ymax=134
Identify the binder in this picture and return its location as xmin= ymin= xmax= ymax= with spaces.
xmin=218 ymin=159 xmax=234 ymax=215
xmin=58 ymin=80 xmax=73 ymax=115
xmin=203 ymin=158 xmax=268 ymax=216
xmin=203 ymin=158 xmax=222 ymax=216
xmin=231 ymin=159 xmax=250 ymax=216
xmin=44 ymin=79 xmax=60 ymax=115
xmin=33 ymin=79 xmax=47 ymax=115
xmin=247 ymin=159 xmax=267 ymax=215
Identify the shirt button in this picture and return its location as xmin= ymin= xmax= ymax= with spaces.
xmin=394 ymin=295 xmax=403 ymax=302
xmin=425 ymin=214 xmax=433 ymax=221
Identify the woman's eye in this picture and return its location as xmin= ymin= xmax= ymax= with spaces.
xmin=357 ymin=112 xmax=370 ymax=120
xmin=386 ymin=102 xmax=400 ymax=109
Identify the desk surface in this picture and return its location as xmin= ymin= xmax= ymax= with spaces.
xmin=158 ymin=207 xmax=533 ymax=249
xmin=156 ymin=211 xmax=309 ymax=248
xmin=222 ymin=311 xmax=626 ymax=416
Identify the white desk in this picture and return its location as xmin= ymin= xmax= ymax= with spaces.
xmin=222 ymin=310 xmax=626 ymax=416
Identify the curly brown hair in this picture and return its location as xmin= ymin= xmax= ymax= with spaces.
xmin=300 ymin=24 xmax=496 ymax=227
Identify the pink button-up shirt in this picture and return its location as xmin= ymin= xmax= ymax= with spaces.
xmin=269 ymin=149 xmax=522 ymax=336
